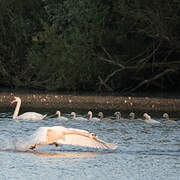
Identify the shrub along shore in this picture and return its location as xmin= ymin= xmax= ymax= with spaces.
xmin=1 ymin=92 xmax=180 ymax=112
xmin=0 ymin=1 xmax=180 ymax=93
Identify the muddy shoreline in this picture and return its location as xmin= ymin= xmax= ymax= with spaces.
xmin=0 ymin=92 xmax=180 ymax=112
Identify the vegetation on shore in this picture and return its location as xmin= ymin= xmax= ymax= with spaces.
xmin=0 ymin=0 xmax=180 ymax=93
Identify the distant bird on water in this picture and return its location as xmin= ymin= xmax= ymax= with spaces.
xmin=88 ymin=111 xmax=100 ymax=121
xmin=71 ymin=112 xmax=88 ymax=121
xmin=98 ymin=112 xmax=113 ymax=122
xmin=114 ymin=112 xmax=121 ymax=121
xmin=162 ymin=113 xmax=176 ymax=124
xmin=143 ymin=113 xmax=160 ymax=124
xmin=56 ymin=111 xmax=68 ymax=121
xmin=28 ymin=126 xmax=117 ymax=150
xmin=11 ymin=96 xmax=47 ymax=120
xmin=129 ymin=112 xmax=135 ymax=120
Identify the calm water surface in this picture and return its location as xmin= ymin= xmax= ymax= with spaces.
xmin=0 ymin=110 xmax=180 ymax=180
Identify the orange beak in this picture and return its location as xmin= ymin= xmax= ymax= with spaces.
xmin=11 ymin=99 xmax=16 ymax=104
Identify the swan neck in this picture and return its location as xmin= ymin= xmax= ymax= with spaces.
xmin=71 ymin=113 xmax=76 ymax=119
xmin=116 ymin=114 xmax=120 ymax=120
xmin=13 ymin=99 xmax=21 ymax=119
xmin=73 ymin=113 xmax=76 ymax=119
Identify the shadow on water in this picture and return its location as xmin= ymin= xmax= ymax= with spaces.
xmin=0 ymin=148 xmax=112 ymax=158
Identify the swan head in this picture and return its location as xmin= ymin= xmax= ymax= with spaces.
xmin=56 ymin=111 xmax=61 ymax=116
xmin=11 ymin=96 xmax=21 ymax=104
xmin=88 ymin=111 xmax=92 ymax=116
xmin=143 ymin=113 xmax=151 ymax=120
xmin=98 ymin=112 xmax=103 ymax=118
xmin=89 ymin=133 xmax=98 ymax=140
xmin=129 ymin=112 xmax=135 ymax=120
xmin=163 ymin=113 xmax=169 ymax=120
xmin=70 ymin=112 xmax=76 ymax=119
xmin=114 ymin=112 xmax=121 ymax=120
xmin=88 ymin=111 xmax=93 ymax=119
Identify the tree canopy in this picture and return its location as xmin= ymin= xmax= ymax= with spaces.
xmin=0 ymin=0 xmax=180 ymax=93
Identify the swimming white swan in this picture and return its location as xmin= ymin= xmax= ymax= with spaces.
xmin=56 ymin=111 xmax=68 ymax=121
xmin=28 ymin=126 xmax=117 ymax=150
xmin=162 ymin=113 xmax=176 ymax=124
xmin=98 ymin=112 xmax=113 ymax=122
xmin=70 ymin=112 xmax=88 ymax=121
xmin=11 ymin=96 xmax=47 ymax=120
xmin=129 ymin=112 xmax=135 ymax=120
xmin=88 ymin=111 xmax=100 ymax=121
xmin=114 ymin=112 xmax=121 ymax=121
xmin=143 ymin=113 xmax=160 ymax=124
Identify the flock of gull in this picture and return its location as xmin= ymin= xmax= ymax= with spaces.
xmin=10 ymin=96 xmax=178 ymax=151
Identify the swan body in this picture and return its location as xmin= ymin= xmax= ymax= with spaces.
xmin=88 ymin=111 xmax=100 ymax=121
xmin=71 ymin=112 xmax=88 ymax=121
xmin=28 ymin=126 xmax=117 ymax=150
xmin=163 ymin=113 xmax=176 ymax=124
xmin=143 ymin=113 xmax=160 ymax=124
xmin=11 ymin=97 xmax=47 ymax=120
xmin=56 ymin=111 xmax=68 ymax=121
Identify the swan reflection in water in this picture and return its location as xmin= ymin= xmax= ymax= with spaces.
xmin=3 ymin=148 xmax=106 ymax=158
xmin=28 ymin=151 xmax=104 ymax=158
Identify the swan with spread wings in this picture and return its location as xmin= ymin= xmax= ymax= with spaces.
xmin=28 ymin=126 xmax=117 ymax=150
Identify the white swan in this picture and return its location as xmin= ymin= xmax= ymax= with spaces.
xmin=11 ymin=96 xmax=47 ymax=120
xmin=114 ymin=112 xmax=121 ymax=121
xmin=129 ymin=112 xmax=135 ymax=120
xmin=143 ymin=113 xmax=160 ymax=124
xmin=98 ymin=112 xmax=113 ymax=122
xmin=28 ymin=126 xmax=117 ymax=150
xmin=162 ymin=113 xmax=176 ymax=124
xmin=70 ymin=112 xmax=88 ymax=121
xmin=88 ymin=111 xmax=100 ymax=121
xmin=56 ymin=111 xmax=68 ymax=121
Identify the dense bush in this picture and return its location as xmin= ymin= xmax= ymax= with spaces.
xmin=0 ymin=0 xmax=180 ymax=93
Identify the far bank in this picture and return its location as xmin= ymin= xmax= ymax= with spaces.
xmin=0 ymin=92 xmax=180 ymax=112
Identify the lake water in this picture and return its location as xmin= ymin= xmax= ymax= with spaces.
xmin=0 ymin=109 xmax=180 ymax=180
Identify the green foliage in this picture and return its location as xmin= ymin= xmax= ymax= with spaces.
xmin=0 ymin=0 xmax=46 ymax=88
xmin=0 ymin=0 xmax=180 ymax=92
xmin=27 ymin=22 xmax=99 ymax=91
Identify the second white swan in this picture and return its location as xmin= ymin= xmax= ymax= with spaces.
xmin=11 ymin=96 xmax=47 ymax=120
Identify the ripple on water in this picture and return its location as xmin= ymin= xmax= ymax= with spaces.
xmin=0 ymin=111 xmax=180 ymax=180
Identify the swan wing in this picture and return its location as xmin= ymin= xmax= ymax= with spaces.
xmin=57 ymin=133 xmax=117 ymax=150
xmin=57 ymin=116 xmax=68 ymax=121
xmin=57 ymin=127 xmax=117 ymax=150
xmin=75 ymin=117 xmax=88 ymax=121
xmin=17 ymin=112 xmax=46 ymax=120
xmin=145 ymin=119 xmax=160 ymax=124
xmin=28 ymin=126 xmax=117 ymax=150
xmin=150 ymin=119 xmax=160 ymax=124
xmin=92 ymin=117 xmax=100 ymax=121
